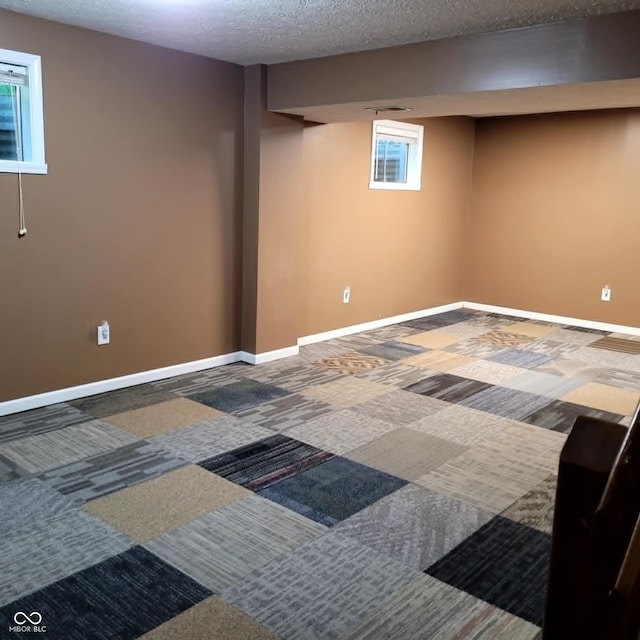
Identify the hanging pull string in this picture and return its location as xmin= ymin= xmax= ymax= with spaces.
xmin=9 ymin=69 xmax=27 ymax=238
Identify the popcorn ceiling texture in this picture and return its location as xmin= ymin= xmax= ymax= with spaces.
xmin=0 ymin=0 xmax=639 ymax=64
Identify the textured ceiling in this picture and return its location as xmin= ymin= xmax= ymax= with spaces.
xmin=1 ymin=0 xmax=640 ymax=65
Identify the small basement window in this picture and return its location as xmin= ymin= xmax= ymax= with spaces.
xmin=0 ymin=48 xmax=47 ymax=174
xmin=369 ymin=119 xmax=423 ymax=191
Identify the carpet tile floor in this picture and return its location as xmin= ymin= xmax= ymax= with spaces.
xmin=0 ymin=309 xmax=638 ymax=639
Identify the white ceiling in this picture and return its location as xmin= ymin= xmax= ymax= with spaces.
xmin=1 ymin=0 xmax=640 ymax=65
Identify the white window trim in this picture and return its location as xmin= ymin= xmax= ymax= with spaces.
xmin=0 ymin=48 xmax=47 ymax=175
xmin=369 ymin=119 xmax=423 ymax=191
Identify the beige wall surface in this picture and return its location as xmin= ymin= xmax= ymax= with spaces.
xmin=0 ymin=11 xmax=243 ymax=401
xmin=301 ymin=117 xmax=475 ymax=337
xmin=466 ymin=110 xmax=640 ymax=326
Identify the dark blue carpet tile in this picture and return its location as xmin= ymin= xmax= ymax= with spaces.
xmin=259 ymin=456 xmax=407 ymax=524
xmin=401 ymin=310 xmax=478 ymax=330
xmin=188 ymin=379 xmax=290 ymax=413
xmin=521 ymin=399 xmax=624 ymax=433
xmin=0 ymin=546 xmax=211 ymax=640
xmin=199 ymin=434 xmax=333 ymax=491
xmin=426 ymin=516 xmax=551 ymax=626
xmin=404 ymin=373 xmax=492 ymax=403
xmin=360 ymin=340 xmax=426 ymax=362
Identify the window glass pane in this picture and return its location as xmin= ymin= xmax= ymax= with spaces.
xmin=0 ymin=83 xmax=19 ymax=160
xmin=374 ymin=139 xmax=409 ymax=183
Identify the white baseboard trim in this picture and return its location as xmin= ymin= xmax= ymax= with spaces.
xmin=298 ymin=302 xmax=464 ymax=346
xmin=462 ymin=301 xmax=640 ymax=336
xmin=0 ymin=351 xmax=242 ymax=417
xmin=239 ymin=345 xmax=299 ymax=365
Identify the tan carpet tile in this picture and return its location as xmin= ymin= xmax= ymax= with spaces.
xmin=345 ymin=428 xmax=466 ymax=481
xmin=139 ymin=596 xmax=279 ymax=640
xmin=403 ymin=350 xmax=474 ymax=372
xmin=399 ymin=332 xmax=464 ymax=349
xmin=448 ymin=359 xmax=524 ymax=385
xmin=561 ymin=382 xmax=640 ymax=416
xmin=313 ymin=352 xmax=389 ymax=375
xmin=475 ymin=331 xmax=533 ymax=348
xmin=501 ymin=475 xmax=557 ymax=534
xmin=83 ymin=465 xmax=249 ymax=543
xmin=502 ymin=322 xmax=556 ymax=338
xmin=299 ymin=377 xmax=391 ymax=408
xmin=104 ymin=398 xmax=224 ymax=438
xmin=589 ymin=335 xmax=640 ymax=355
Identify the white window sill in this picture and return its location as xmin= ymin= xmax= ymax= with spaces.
xmin=369 ymin=180 xmax=421 ymax=191
xmin=0 ymin=161 xmax=48 ymax=175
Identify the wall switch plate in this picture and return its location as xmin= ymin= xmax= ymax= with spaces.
xmin=97 ymin=321 xmax=110 ymax=345
xmin=343 ymin=286 xmax=351 ymax=304
xmin=601 ymin=286 xmax=611 ymax=302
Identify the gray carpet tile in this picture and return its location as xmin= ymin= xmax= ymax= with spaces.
xmin=0 ymin=477 xmax=76 ymax=537
xmin=69 ymin=385 xmax=177 ymax=418
xmin=332 ymin=484 xmax=493 ymax=571
xmin=150 ymin=416 xmax=272 ymax=463
xmin=362 ymin=325 xmax=421 ymax=340
xmin=298 ymin=342 xmax=352 ymax=363
xmin=501 ymin=370 xmax=584 ymax=398
xmin=0 ymin=453 xmax=26 ymax=483
xmin=521 ymin=400 xmax=623 ymax=433
xmin=594 ymin=367 xmax=640 ymax=391
xmin=351 ymin=390 xmax=448 ymax=426
xmin=221 ymin=532 xmax=419 ymax=640
xmin=0 ymin=403 xmax=90 ymax=444
xmin=152 ymin=368 xmax=245 ymax=396
xmin=0 ymin=420 xmax=140 ymax=474
xmin=404 ymin=373 xmax=492 ymax=404
xmin=429 ymin=322 xmax=492 ymax=339
xmin=359 ymin=340 xmax=426 ymax=362
xmin=524 ymin=339 xmax=581 ymax=358
xmin=0 ymin=509 xmax=132 ymax=607
xmin=460 ymin=386 xmax=553 ymax=421
xmin=534 ymin=357 xmax=605 ymax=381
xmin=501 ymin=475 xmax=557 ymax=534
xmin=356 ymin=362 xmax=433 ymax=387
xmin=189 ymin=380 xmax=291 ymax=414
xmin=488 ymin=349 xmax=554 ymax=369
xmin=444 ymin=339 xmax=509 ymax=358
xmin=145 ymin=494 xmax=326 ymax=593
xmin=233 ymin=394 xmax=336 ymax=432
xmin=346 ymin=573 xmax=541 ymax=640
xmin=571 ymin=346 xmax=640 ymax=372
xmin=327 ymin=333 xmax=385 ymax=350
xmin=242 ymin=362 xmax=345 ymax=392
xmin=38 ymin=441 xmax=186 ymax=504
xmin=546 ymin=328 xmax=603 ymax=346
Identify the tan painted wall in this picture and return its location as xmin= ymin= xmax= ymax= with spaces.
xmin=466 ymin=109 xmax=640 ymax=326
xmin=0 ymin=11 xmax=243 ymax=401
xmin=301 ymin=117 xmax=475 ymax=336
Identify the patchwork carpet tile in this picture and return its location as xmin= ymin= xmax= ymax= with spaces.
xmin=232 ymin=394 xmax=335 ymax=432
xmin=426 ymin=516 xmax=551 ymax=626
xmin=501 ymin=370 xmax=584 ymax=398
xmin=346 ymin=573 xmax=541 ymax=640
xmin=327 ymin=332 xmax=384 ymax=350
xmin=460 ymin=386 xmax=553 ymax=421
xmin=104 ymin=398 xmax=223 ymax=438
xmin=594 ymin=367 xmax=640 ymax=391
xmin=0 ymin=454 xmax=27 ymax=483
xmin=0 ymin=509 xmax=131 ymax=607
xmin=359 ymin=340 xmax=425 ymax=361
xmin=313 ymin=352 xmax=389 ymax=375
xmin=570 ymin=346 xmax=640 ymax=371
xmin=351 ymin=389 xmax=448 ymax=426
xmin=0 ymin=477 xmax=76 ymax=537
xmin=241 ymin=362 xmax=344 ymax=392
xmin=332 ymin=484 xmax=492 ymax=571
xmin=545 ymin=328 xmax=604 ymax=346
xmin=220 ymin=532 xmax=418 ymax=640
xmin=152 ymin=367 xmax=245 ymax=396
xmin=428 ymin=322 xmax=493 ymax=339
xmin=345 ymin=428 xmax=466 ymax=481
xmin=561 ymin=381 xmax=640 ymax=415
xmin=0 ymin=421 xmax=139 ymax=474
xmin=402 ymin=349 xmax=474 ymax=372
xmin=501 ymin=475 xmax=557 ymax=534
xmin=150 ymin=416 xmax=272 ymax=463
xmin=144 ymin=495 xmax=326 ymax=593
xmin=188 ymin=380 xmax=290 ymax=415
xmin=298 ymin=342 xmax=352 ymax=363
xmin=589 ymin=335 xmax=640 ymax=355
xmin=448 ymin=359 xmax=525 ymax=385
xmin=521 ymin=399 xmax=623 ymax=433
xmin=476 ymin=331 xmax=534 ymax=348
xmin=444 ymin=338 xmax=509 ymax=358
xmin=199 ymin=434 xmax=332 ymax=491
xmin=399 ymin=331 xmax=463 ymax=349
xmin=258 ymin=456 xmax=407 ymax=526
xmin=70 ymin=384 xmax=176 ymax=418
xmin=0 ymin=546 xmax=211 ymax=640
xmin=409 ymin=404 xmax=514 ymax=446
xmin=488 ymin=349 xmax=553 ymax=369
xmin=138 ymin=596 xmax=280 ymax=640
xmin=84 ymin=465 xmax=249 ymax=543
xmin=285 ymin=410 xmax=396 ymax=456
xmin=299 ymin=377 xmax=391 ymax=408
xmin=0 ymin=403 xmax=89 ymax=444
xmin=534 ymin=357 xmax=605 ymax=380
xmin=356 ymin=362 xmax=432 ymax=388
xmin=525 ymin=339 xmax=581 ymax=359
xmin=502 ymin=321 xmax=556 ymax=338
xmin=38 ymin=441 xmax=186 ymax=504
xmin=360 ymin=324 xmax=419 ymax=340
xmin=404 ymin=373 xmax=492 ymax=404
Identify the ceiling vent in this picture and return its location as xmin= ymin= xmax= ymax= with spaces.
xmin=364 ymin=106 xmax=412 ymax=114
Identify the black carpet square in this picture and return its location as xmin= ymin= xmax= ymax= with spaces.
xmin=426 ymin=516 xmax=551 ymax=626
xmin=521 ymin=399 xmax=623 ymax=433
xmin=0 ymin=546 xmax=211 ymax=640
xmin=404 ymin=373 xmax=492 ymax=403
xmin=188 ymin=379 xmax=290 ymax=413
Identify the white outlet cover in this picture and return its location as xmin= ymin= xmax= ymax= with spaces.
xmin=601 ymin=287 xmax=611 ymax=302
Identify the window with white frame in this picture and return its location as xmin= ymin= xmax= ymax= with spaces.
xmin=369 ymin=120 xmax=423 ymax=191
xmin=0 ymin=48 xmax=46 ymax=174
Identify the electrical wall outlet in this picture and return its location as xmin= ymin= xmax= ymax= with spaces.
xmin=601 ymin=286 xmax=611 ymax=302
xmin=97 ymin=321 xmax=110 ymax=345
xmin=343 ymin=286 xmax=351 ymax=304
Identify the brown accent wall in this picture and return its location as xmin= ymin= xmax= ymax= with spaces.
xmin=301 ymin=117 xmax=475 ymax=336
xmin=466 ymin=109 xmax=640 ymax=326
xmin=0 ymin=10 xmax=243 ymax=401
